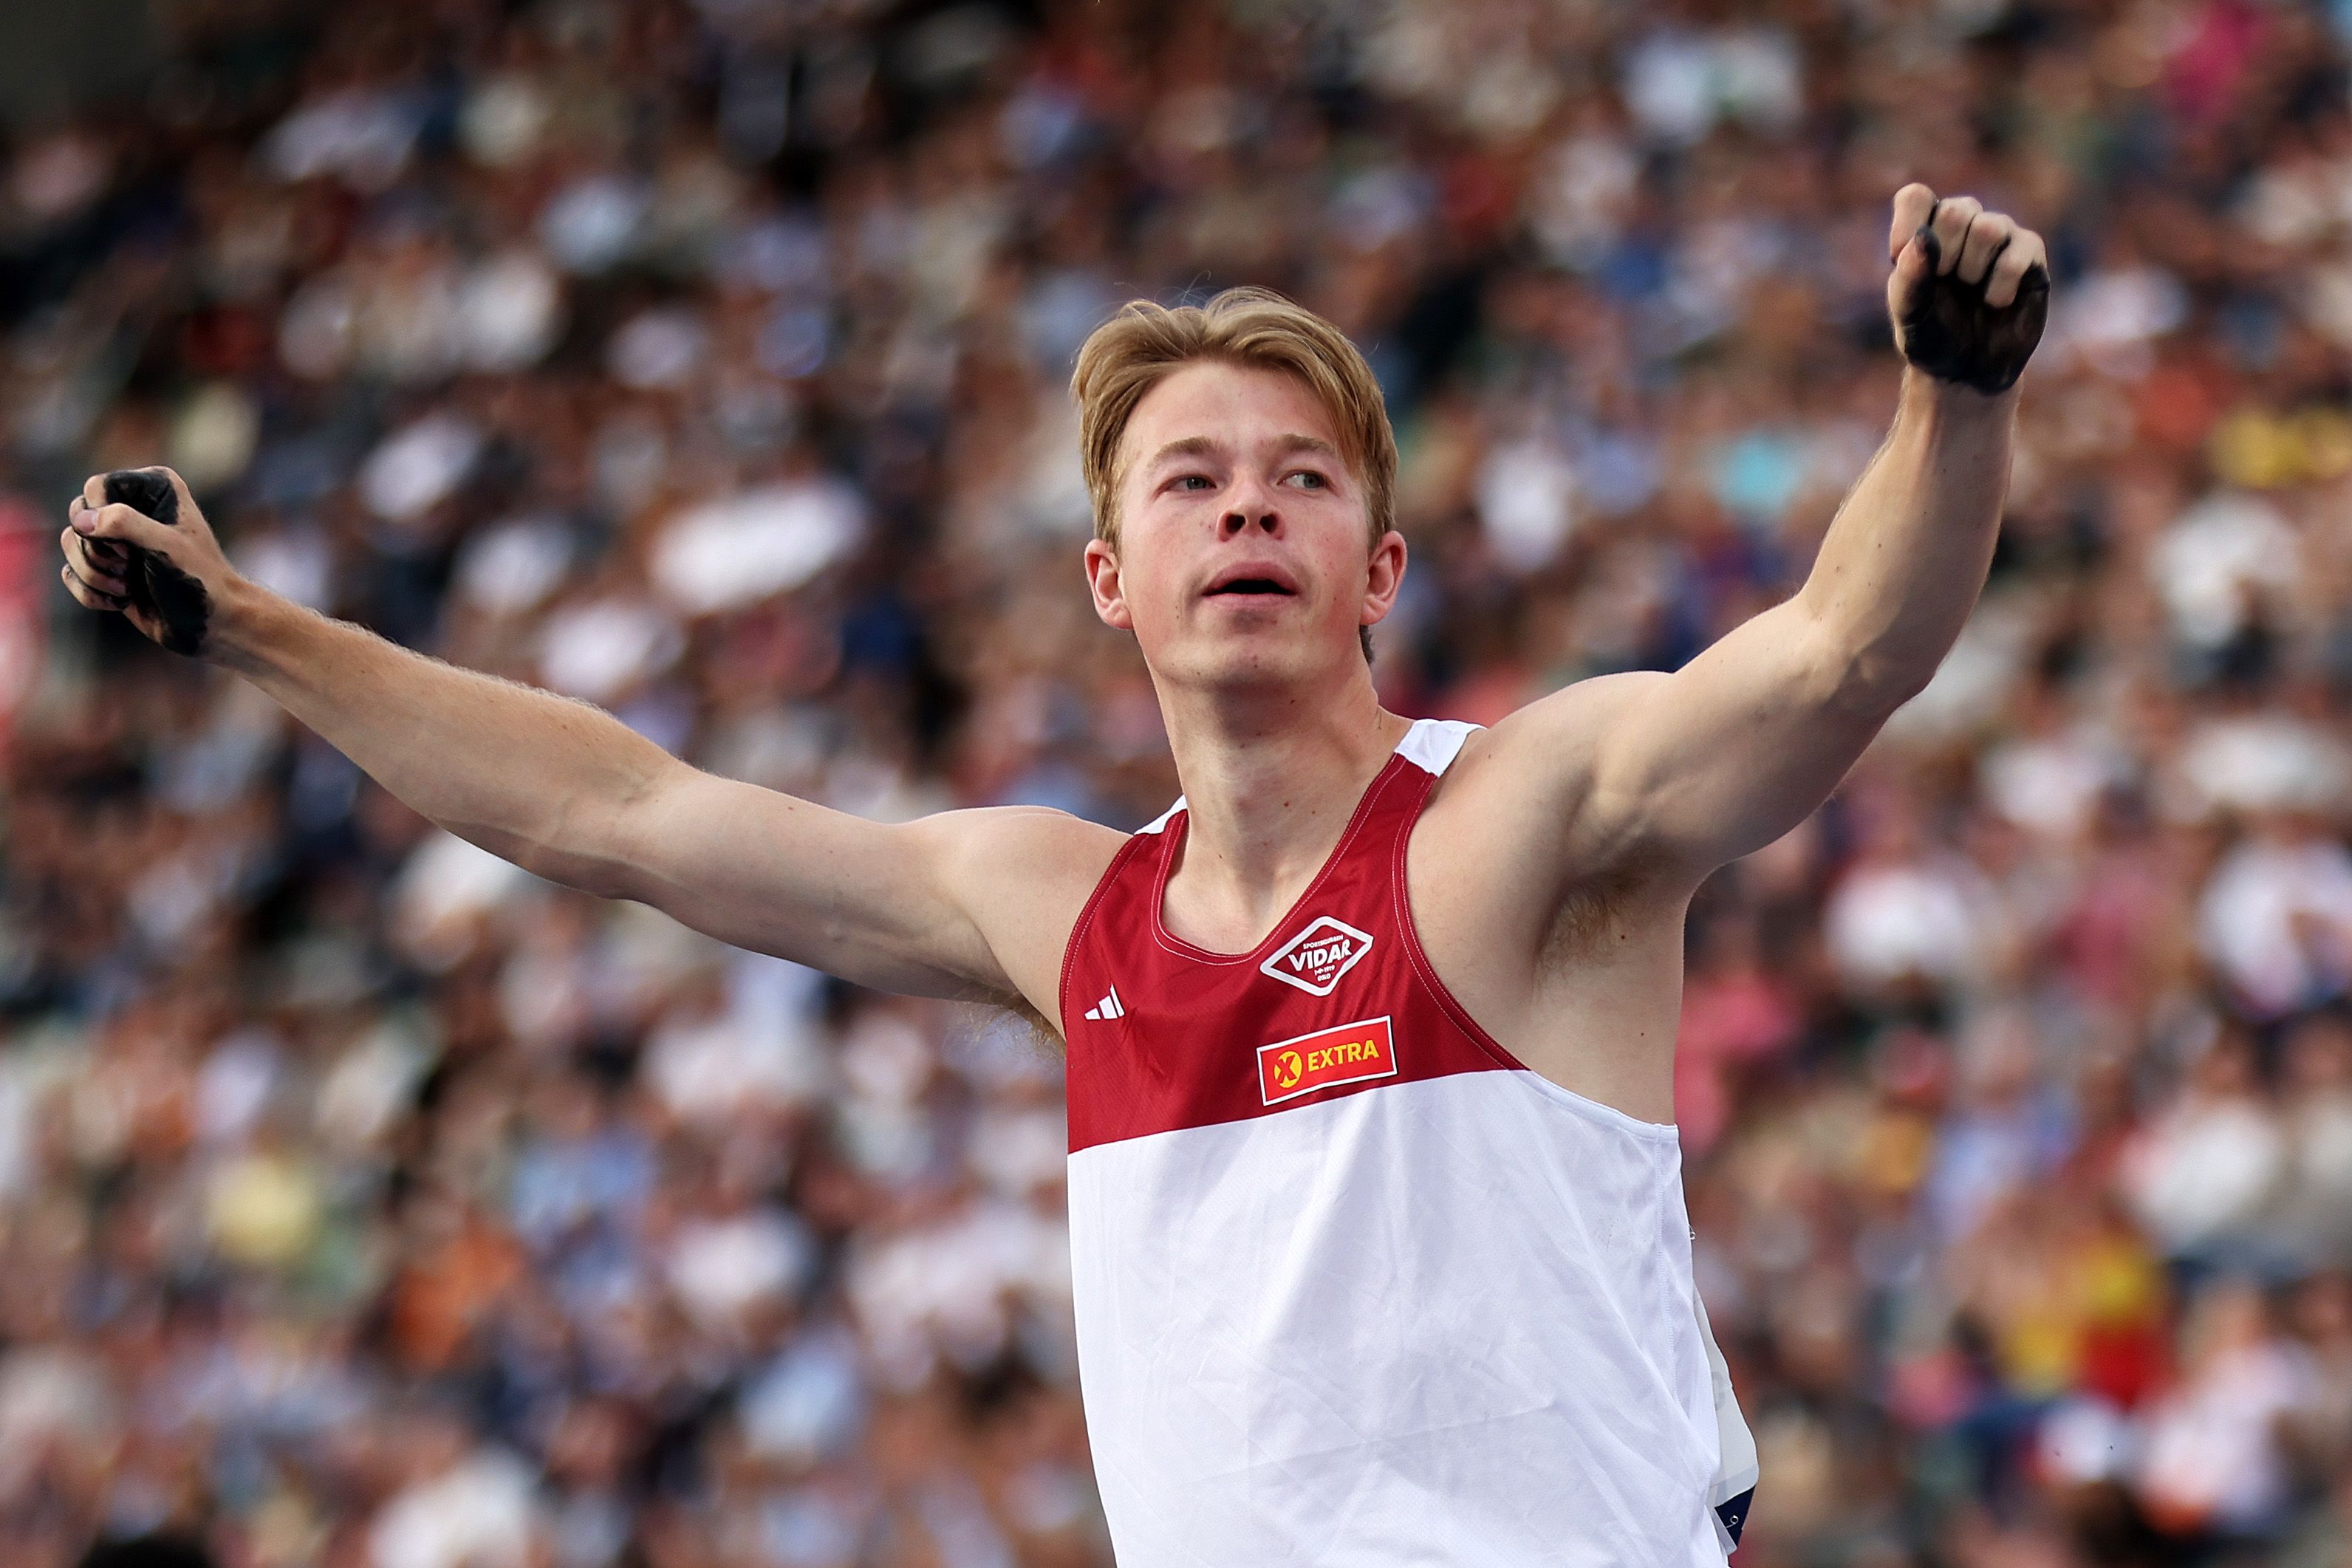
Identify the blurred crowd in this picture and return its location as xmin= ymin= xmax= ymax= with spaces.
xmin=1 ymin=0 xmax=2352 ymax=1563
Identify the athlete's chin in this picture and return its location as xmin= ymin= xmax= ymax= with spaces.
xmin=1154 ymin=637 xmax=1330 ymax=693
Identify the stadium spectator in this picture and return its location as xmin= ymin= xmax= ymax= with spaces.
xmin=7 ymin=0 xmax=2352 ymax=1561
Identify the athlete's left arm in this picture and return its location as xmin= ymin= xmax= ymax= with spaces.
xmin=1497 ymin=185 xmax=2051 ymax=892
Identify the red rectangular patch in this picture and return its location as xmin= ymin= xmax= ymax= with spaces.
xmin=1258 ymin=1016 xmax=1398 ymax=1106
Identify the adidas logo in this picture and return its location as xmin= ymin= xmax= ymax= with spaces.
xmin=1260 ymin=915 xmax=1373 ymax=996
xmin=1084 ymin=985 xmax=1125 ymax=1021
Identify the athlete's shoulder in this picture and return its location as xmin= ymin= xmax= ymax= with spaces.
xmin=1443 ymin=669 xmax=1669 ymax=793
xmin=903 ymin=805 xmax=1128 ymax=1012
xmin=1411 ymin=671 xmax=1687 ymax=916
xmin=911 ymin=804 xmax=1128 ymax=893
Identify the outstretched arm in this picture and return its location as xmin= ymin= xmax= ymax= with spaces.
xmin=1498 ymin=184 xmax=2050 ymax=891
xmin=59 ymin=469 xmax=1116 ymax=1015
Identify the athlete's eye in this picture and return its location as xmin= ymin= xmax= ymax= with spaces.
xmin=1173 ymin=474 xmax=1214 ymax=492
xmin=1285 ymin=470 xmax=1330 ymax=490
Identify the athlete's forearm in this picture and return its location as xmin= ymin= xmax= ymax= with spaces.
xmin=218 ymin=589 xmax=674 ymax=890
xmin=1794 ymin=366 xmax=2016 ymax=712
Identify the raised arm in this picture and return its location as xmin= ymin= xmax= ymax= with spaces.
xmin=59 ymin=469 xmax=1115 ymax=1015
xmin=1487 ymin=185 xmax=2050 ymax=897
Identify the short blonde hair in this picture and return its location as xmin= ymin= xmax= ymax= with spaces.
xmin=1070 ymin=286 xmax=1397 ymax=550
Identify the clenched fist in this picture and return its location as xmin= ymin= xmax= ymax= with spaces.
xmin=1885 ymin=184 xmax=2050 ymax=397
xmin=60 ymin=466 xmax=244 ymax=657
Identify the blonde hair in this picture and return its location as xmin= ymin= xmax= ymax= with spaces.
xmin=1070 ymin=286 xmax=1397 ymax=550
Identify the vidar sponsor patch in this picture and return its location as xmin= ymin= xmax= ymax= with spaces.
xmin=1259 ymin=914 xmax=1374 ymax=996
xmin=1257 ymin=1016 xmax=1397 ymax=1106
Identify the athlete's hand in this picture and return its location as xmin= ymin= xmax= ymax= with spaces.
xmin=60 ymin=465 xmax=246 ymax=657
xmin=1885 ymin=183 xmax=2050 ymax=397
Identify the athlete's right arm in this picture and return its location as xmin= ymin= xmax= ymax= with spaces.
xmin=59 ymin=468 xmax=1118 ymax=1013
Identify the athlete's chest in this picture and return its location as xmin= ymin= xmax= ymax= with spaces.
xmin=1063 ymin=888 xmax=1446 ymax=1151
xmin=1062 ymin=752 xmax=1500 ymax=1152
xmin=1153 ymin=801 xmax=1393 ymax=958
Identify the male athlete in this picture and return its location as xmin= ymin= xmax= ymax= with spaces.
xmin=62 ymin=185 xmax=2047 ymax=1563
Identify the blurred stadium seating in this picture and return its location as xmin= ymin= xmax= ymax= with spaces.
xmin=7 ymin=0 xmax=2352 ymax=1563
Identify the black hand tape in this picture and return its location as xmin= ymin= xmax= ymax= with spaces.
xmin=1898 ymin=218 xmax=2049 ymax=396
xmin=102 ymin=468 xmax=211 ymax=656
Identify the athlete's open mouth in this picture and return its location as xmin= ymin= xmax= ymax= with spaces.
xmin=1204 ymin=564 xmax=1300 ymax=598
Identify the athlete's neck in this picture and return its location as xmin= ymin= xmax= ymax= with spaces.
xmin=1155 ymin=671 xmax=1412 ymax=952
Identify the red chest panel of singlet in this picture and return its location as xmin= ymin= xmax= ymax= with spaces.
xmin=1058 ymin=744 xmax=1527 ymax=1155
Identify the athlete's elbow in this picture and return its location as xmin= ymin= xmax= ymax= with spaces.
xmin=519 ymin=830 xmax=639 ymax=902
xmin=1808 ymin=619 xmax=1933 ymax=725
xmin=549 ymin=781 xmax=681 ymax=903
xmin=1811 ymin=590 xmax=1972 ymax=719
xmin=1834 ymin=646 xmax=1938 ymax=722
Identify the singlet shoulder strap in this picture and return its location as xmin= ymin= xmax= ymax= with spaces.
xmin=1133 ymin=721 xmax=1475 ymax=842
xmin=1394 ymin=717 xmax=1480 ymax=778
xmin=1067 ymin=717 xmax=1482 ymax=1028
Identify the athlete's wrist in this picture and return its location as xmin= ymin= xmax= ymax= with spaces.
xmin=1896 ymin=363 xmax=2018 ymax=428
xmin=209 ymin=579 xmax=313 ymax=679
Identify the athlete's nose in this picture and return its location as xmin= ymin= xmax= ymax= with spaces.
xmin=1219 ymin=475 xmax=1283 ymax=537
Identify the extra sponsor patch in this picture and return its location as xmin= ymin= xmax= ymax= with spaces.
xmin=1259 ymin=914 xmax=1374 ymax=996
xmin=1257 ymin=1016 xmax=1397 ymax=1106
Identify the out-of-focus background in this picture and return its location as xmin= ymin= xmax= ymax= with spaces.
xmin=4 ymin=0 xmax=2352 ymax=1564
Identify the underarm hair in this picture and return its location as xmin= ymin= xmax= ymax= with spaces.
xmin=952 ymin=989 xmax=1067 ymax=1061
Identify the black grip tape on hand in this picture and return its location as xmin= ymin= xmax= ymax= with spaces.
xmin=102 ymin=469 xmax=211 ymax=656
xmin=1899 ymin=219 xmax=2050 ymax=396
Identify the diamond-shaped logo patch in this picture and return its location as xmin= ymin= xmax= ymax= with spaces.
xmin=1259 ymin=915 xmax=1375 ymax=996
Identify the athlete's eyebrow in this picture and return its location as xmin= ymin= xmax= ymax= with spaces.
xmin=1142 ymin=434 xmax=1344 ymax=471
xmin=1143 ymin=435 xmax=1223 ymax=471
xmin=1268 ymin=434 xmax=1343 ymax=463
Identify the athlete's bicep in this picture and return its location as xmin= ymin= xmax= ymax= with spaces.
xmin=605 ymin=764 xmax=1095 ymax=1004
xmin=1480 ymin=603 xmax=1874 ymax=893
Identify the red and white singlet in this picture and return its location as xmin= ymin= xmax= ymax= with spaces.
xmin=1059 ymin=719 xmax=1756 ymax=1565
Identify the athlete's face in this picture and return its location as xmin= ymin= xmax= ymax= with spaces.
xmin=1086 ymin=361 xmax=1405 ymax=691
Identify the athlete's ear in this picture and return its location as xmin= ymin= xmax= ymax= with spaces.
xmin=1085 ymin=537 xmax=1134 ymax=631
xmin=1360 ymin=530 xmax=1406 ymax=629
